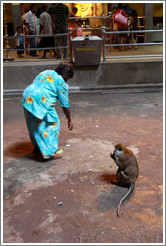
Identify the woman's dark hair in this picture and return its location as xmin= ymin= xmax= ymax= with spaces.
xmin=118 ymin=3 xmax=123 ymax=9
xmin=30 ymin=4 xmax=35 ymax=10
xmin=41 ymin=5 xmax=47 ymax=13
xmin=55 ymin=63 xmax=74 ymax=79
xmin=24 ymin=8 xmax=29 ymax=13
xmin=17 ymin=26 xmax=22 ymax=30
xmin=112 ymin=7 xmax=117 ymax=12
xmin=72 ymin=7 xmax=78 ymax=14
xmin=36 ymin=7 xmax=42 ymax=18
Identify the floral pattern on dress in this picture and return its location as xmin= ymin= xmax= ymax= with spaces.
xmin=22 ymin=70 xmax=70 ymax=159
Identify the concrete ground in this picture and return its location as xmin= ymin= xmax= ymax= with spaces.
xmin=3 ymin=89 xmax=163 ymax=243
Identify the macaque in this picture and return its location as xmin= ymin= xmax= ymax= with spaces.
xmin=110 ymin=143 xmax=139 ymax=217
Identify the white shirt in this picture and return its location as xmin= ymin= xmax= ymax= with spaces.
xmin=26 ymin=10 xmax=37 ymax=33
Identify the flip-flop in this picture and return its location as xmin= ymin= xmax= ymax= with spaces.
xmin=52 ymin=154 xmax=63 ymax=159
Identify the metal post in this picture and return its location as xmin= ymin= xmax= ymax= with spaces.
xmin=102 ymin=26 xmax=106 ymax=62
xmin=69 ymin=28 xmax=73 ymax=63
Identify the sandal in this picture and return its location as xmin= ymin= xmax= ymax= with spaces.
xmin=52 ymin=154 xmax=63 ymax=159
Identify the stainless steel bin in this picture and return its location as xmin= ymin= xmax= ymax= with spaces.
xmin=71 ymin=36 xmax=102 ymax=66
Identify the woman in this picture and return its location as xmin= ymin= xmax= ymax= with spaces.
xmin=114 ymin=3 xmax=128 ymax=51
xmin=110 ymin=7 xmax=118 ymax=50
xmin=21 ymin=63 xmax=74 ymax=160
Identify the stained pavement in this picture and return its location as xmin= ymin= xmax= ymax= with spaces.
xmin=3 ymin=89 xmax=163 ymax=243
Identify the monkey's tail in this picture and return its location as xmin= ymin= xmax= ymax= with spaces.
xmin=117 ymin=182 xmax=135 ymax=217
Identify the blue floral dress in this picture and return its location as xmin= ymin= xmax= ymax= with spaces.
xmin=21 ymin=70 xmax=70 ymax=159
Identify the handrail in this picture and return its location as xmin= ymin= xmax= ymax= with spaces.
xmin=3 ymin=26 xmax=163 ymax=62
xmin=3 ymin=33 xmax=69 ymax=40
xmin=3 ymin=32 xmax=71 ymax=57
xmin=106 ymin=29 xmax=163 ymax=35
xmin=102 ymin=26 xmax=163 ymax=61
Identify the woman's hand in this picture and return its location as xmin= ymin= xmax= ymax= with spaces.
xmin=62 ymin=107 xmax=73 ymax=130
xmin=68 ymin=120 xmax=73 ymax=130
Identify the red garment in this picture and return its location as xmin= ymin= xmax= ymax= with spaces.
xmin=114 ymin=9 xmax=128 ymax=29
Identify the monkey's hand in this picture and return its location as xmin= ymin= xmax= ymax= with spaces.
xmin=110 ymin=153 xmax=115 ymax=159
xmin=110 ymin=154 xmax=121 ymax=168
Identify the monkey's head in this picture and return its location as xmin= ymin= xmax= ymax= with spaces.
xmin=113 ymin=143 xmax=126 ymax=160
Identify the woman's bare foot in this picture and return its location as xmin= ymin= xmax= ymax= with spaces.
xmin=52 ymin=154 xmax=63 ymax=159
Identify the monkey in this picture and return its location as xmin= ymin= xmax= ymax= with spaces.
xmin=110 ymin=143 xmax=139 ymax=217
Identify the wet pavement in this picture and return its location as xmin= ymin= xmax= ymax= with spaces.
xmin=3 ymin=89 xmax=163 ymax=243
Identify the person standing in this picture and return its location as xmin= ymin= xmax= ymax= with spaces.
xmin=39 ymin=5 xmax=56 ymax=59
xmin=51 ymin=3 xmax=69 ymax=59
xmin=110 ymin=7 xmax=118 ymax=50
xmin=26 ymin=4 xmax=38 ymax=56
xmin=21 ymin=8 xmax=30 ymax=55
xmin=35 ymin=7 xmax=42 ymax=48
xmin=21 ymin=8 xmax=29 ymax=25
xmin=15 ymin=26 xmax=24 ymax=57
xmin=114 ymin=3 xmax=128 ymax=51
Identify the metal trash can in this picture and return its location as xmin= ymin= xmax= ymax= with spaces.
xmin=71 ymin=36 xmax=102 ymax=66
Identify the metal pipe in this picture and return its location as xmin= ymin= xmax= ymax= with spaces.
xmin=105 ymin=54 xmax=163 ymax=59
xmin=105 ymin=29 xmax=163 ymax=35
xmin=102 ymin=26 xmax=106 ymax=62
xmin=3 ymin=33 xmax=69 ymax=39
xmin=4 ymin=46 xmax=70 ymax=52
xmin=3 ymin=27 xmax=163 ymax=62
xmin=69 ymin=28 xmax=73 ymax=63
xmin=3 ymin=29 xmax=162 ymax=40
xmin=105 ymin=42 xmax=163 ymax=47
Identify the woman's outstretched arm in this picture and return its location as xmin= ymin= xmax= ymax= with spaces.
xmin=62 ymin=107 xmax=73 ymax=130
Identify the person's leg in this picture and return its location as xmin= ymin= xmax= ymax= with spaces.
xmin=118 ymin=36 xmax=123 ymax=51
xmin=25 ymin=39 xmax=28 ymax=55
xmin=24 ymin=108 xmax=62 ymax=159
xmin=35 ymin=117 xmax=61 ymax=159
xmin=23 ymin=108 xmax=38 ymax=151
xmin=16 ymin=46 xmax=20 ymax=57
xmin=55 ymin=27 xmax=62 ymax=59
xmin=42 ymin=50 xmax=46 ymax=58
xmin=30 ymin=30 xmax=37 ymax=56
xmin=20 ymin=43 xmax=24 ymax=56
xmin=62 ymin=25 xmax=68 ymax=59
xmin=49 ymin=37 xmax=56 ymax=58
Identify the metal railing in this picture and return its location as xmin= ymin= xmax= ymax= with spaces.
xmin=3 ymin=26 xmax=163 ymax=62
xmin=3 ymin=15 xmax=110 ymax=62
xmin=3 ymin=32 xmax=72 ymax=61
xmin=102 ymin=27 xmax=163 ymax=61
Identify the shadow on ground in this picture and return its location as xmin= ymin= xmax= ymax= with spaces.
xmin=97 ymin=172 xmax=134 ymax=212
xmin=4 ymin=141 xmax=33 ymax=158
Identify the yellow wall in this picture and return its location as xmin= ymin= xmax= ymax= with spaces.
xmin=74 ymin=3 xmax=93 ymax=17
xmin=3 ymin=3 xmax=13 ymax=22
xmin=128 ymin=3 xmax=144 ymax=16
xmin=153 ymin=3 xmax=163 ymax=17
